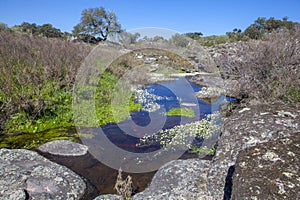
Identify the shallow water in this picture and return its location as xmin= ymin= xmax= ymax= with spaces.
xmin=42 ymin=78 xmax=233 ymax=197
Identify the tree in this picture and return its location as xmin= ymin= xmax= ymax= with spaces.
xmin=73 ymin=7 xmax=122 ymax=42
xmin=38 ymin=23 xmax=62 ymax=38
xmin=14 ymin=22 xmax=38 ymax=35
xmin=244 ymin=25 xmax=263 ymax=39
xmin=244 ymin=17 xmax=296 ymax=39
xmin=184 ymin=32 xmax=203 ymax=40
xmin=226 ymin=28 xmax=244 ymax=41
xmin=118 ymin=32 xmax=140 ymax=44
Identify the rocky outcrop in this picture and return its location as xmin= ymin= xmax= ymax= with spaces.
xmin=94 ymin=194 xmax=124 ymax=200
xmin=207 ymin=103 xmax=300 ymax=199
xmin=0 ymin=148 xmax=86 ymax=200
xmin=132 ymin=159 xmax=212 ymax=200
xmin=231 ymin=135 xmax=300 ymax=199
xmin=37 ymin=140 xmax=89 ymax=156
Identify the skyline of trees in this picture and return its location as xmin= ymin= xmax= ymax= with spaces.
xmin=1 ymin=14 xmax=298 ymax=44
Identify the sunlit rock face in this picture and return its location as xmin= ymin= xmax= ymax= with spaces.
xmin=0 ymin=148 xmax=86 ymax=200
xmin=207 ymin=102 xmax=300 ymax=199
xmin=38 ymin=140 xmax=89 ymax=156
xmin=231 ymin=134 xmax=300 ymax=200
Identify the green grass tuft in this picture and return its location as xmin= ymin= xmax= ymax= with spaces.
xmin=166 ymin=108 xmax=195 ymax=118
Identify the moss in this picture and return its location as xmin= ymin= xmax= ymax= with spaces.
xmin=188 ymin=147 xmax=216 ymax=155
xmin=0 ymin=128 xmax=79 ymax=149
xmin=2 ymin=70 xmax=142 ymax=149
xmin=166 ymin=108 xmax=195 ymax=118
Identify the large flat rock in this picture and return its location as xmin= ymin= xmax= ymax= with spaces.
xmin=133 ymin=159 xmax=213 ymax=200
xmin=231 ymin=135 xmax=300 ymax=199
xmin=207 ymin=103 xmax=300 ymax=199
xmin=38 ymin=140 xmax=88 ymax=156
xmin=0 ymin=148 xmax=86 ymax=200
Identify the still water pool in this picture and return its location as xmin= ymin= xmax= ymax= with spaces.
xmin=45 ymin=78 xmax=234 ymax=197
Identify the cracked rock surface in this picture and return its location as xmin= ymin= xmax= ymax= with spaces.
xmin=207 ymin=102 xmax=300 ymax=199
xmin=231 ymin=134 xmax=300 ymax=199
xmin=132 ymin=159 xmax=213 ymax=200
xmin=0 ymin=148 xmax=86 ymax=200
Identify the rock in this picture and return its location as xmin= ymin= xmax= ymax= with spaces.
xmin=133 ymin=159 xmax=213 ymax=200
xmin=0 ymin=148 xmax=86 ymax=200
xmin=93 ymin=194 xmax=124 ymax=200
xmin=206 ymin=103 xmax=300 ymax=199
xmin=38 ymin=140 xmax=88 ymax=156
xmin=195 ymin=86 xmax=224 ymax=99
xmin=231 ymin=135 xmax=300 ymax=199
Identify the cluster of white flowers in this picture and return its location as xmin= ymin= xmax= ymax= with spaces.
xmin=195 ymin=87 xmax=226 ymax=99
xmin=138 ymin=112 xmax=221 ymax=150
xmin=135 ymin=88 xmax=176 ymax=112
xmin=135 ymin=88 xmax=162 ymax=112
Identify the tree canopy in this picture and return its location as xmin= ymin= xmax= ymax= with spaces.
xmin=13 ymin=22 xmax=63 ymax=38
xmin=73 ymin=7 xmax=122 ymax=42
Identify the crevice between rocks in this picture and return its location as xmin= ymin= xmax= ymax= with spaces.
xmin=223 ymin=165 xmax=235 ymax=200
xmin=24 ymin=189 xmax=30 ymax=200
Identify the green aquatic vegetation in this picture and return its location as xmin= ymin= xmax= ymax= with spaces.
xmin=166 ymin=107 xmax=195 ymax=118
xmin=0 ymin=128 xmax=79 ymax=149
xmin=139 ymin=113 xmax=221 ymax=155
xmin=3 ymin=69 xmax=141 ymax=149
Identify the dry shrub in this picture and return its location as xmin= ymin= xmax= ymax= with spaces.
xmin=114 ymin=168 xmax=134 ymax=198
xmin=216 ymin=26 xmax=300 ymax=103
xmin=0 ymin=30 xmax=91 ymax=129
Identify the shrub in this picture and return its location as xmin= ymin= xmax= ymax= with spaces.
xmin=0 ymin=30 xmax=91 ymax=131
xmin=169 ymin=33 xmax=191 ymax=47
xmin=216 ymin=26 xmax=300 ymax=103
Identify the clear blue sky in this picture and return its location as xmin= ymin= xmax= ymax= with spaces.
xmin=1 ymin=0 xmax=300 ymax=36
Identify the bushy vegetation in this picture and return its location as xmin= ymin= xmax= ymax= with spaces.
xmin=0 ymin=29 xmax=91 ymax=133
xmin=216 ymin=26 xmax=300 ymax=103
xmin=13 ymin=22 xmax=69 ymax=39
xmin=182 ymin=17 xmax=298 ymax=46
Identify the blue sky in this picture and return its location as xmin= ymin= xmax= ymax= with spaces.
xmin=1 ymin=0 xmax=300 ymax=36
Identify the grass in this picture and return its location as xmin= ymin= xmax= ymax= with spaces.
xmin=1 ymin=70 xmax=142 ymax=149
xmin=0 ymin=128 xmax=78 ymax=149
xmin=166 ymin=108 xmax=195 ymax=118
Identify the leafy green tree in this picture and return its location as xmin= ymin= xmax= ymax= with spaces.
xmin=38 ymin=23 xmax=62 ymax=38
xmin=184 ymin=32 xmax=203 ymax=40
xmin=14 ymin=22 xmax=39 ymax=35
xmin=244 ymin=25 xmax=263 ymax=39
xmin=244 ymin=17 xmax=296 ymax=39
xmin=73 ymin=7 xmax=122 ymax=42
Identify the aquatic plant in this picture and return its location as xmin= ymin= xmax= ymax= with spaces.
xmin=138 ymin=112 xmax=221 ymax=154
xmin=166 ymin=107 xmax=195 ymax=118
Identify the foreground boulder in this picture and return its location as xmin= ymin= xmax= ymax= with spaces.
xmin=207 ymin=103 xmax=300 ymax=199
xmin=232 ymin=135 xmax=300 ymax=199
xmin=133 ymin=159 xmax=212 ymax=200
xmin=94 ymin=194 xmax=123 ymax=200
xmin=0 ymin=148 xmax=86 ymax=200
xmin=38 ymin=140 xmax=89 ymax=156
